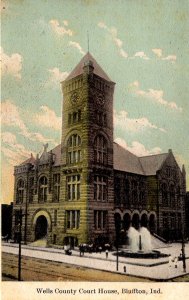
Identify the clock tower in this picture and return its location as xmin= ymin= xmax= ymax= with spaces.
xmin=61 ymin=53 xmax=115 ymax=246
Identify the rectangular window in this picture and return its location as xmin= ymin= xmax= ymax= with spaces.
xmin=15 ymin=210 xmax=20 ymax=226
xmin=94 ymin=210 xmax=107 ymax=230
xmin=115 ymin=178 xmax=121 ymax=204
xmin=54 ymin=209 xmax=57 ymax=226
xmin=66 ymin=210 xmax=80 ymax=229
xmin=94 ymin=176 xmax=107 ymax=201
xmin=53 ymin=234 xmax=57 ymax=244
xmin=29 ymin=177 xmax=34 ymax=203
xmin=53 ymin=174 xmax=60 ymax=202
xmin=67 ymin=175 xmax=80 ymax=201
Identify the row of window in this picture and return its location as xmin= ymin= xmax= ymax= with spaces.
xmin=16 ymin=174 xmax=108 ymax=203
xmin=161 ymin=184 xmax=181 ymax=207
xmin=16 ymin=175 xmax=60 ymax=204
xmin=15 ymin=209 xmax=108 ymax=231
xmin=66 ymin=134 xmax=108 ymax=165
xmin=66 ymin=210 xmax=107 ymax=230
xmin=162 ymin=213 xmax=182 ymax=230
xmin=67 ymin=110 xmax=107 ymax=127
xmin=68 ymin=110 xmax=81 ymax=124
xmin=115 ymin=178 xmax=146 ymax=205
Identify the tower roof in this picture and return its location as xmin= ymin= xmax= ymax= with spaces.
xmin=65 ymin=52 xmax=112 ymax=82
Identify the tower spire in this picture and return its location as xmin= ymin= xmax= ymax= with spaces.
xmin=87 ymin=30 xmax=89 ymax=54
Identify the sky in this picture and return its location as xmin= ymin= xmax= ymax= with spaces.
xmin=1 ymin=0 xmax=189 ymax=204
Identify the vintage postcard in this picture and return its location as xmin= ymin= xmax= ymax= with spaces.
xmin=1 ymin=0 xmax=189 ymax=299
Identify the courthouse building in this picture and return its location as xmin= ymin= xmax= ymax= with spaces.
xmin=12 ymin=53 xmax=187 ymax=247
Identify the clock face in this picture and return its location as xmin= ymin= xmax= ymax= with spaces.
xmin=71 ymin=92 xmax=79 ymax=104
xmin=96 ymin=93 xmax=105 ymax=106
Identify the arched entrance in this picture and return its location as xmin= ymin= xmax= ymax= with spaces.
xmin=141 ymin=214 xmax=148 ymax=227
xmin=123 ymin=213 xmax=131 ymax=231
xmin=35 ymin=215 xmax=48 ymax=240
xmin=149 ymin=214 xmax=156 ymax=233
xmin=132 ymin=213 xmax=140 ymax=230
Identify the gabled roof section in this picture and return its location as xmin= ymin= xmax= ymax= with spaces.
xmin=139 ymin=153 xmax=169 ymax=175
xmin=65 ymin=52 xmax=112 ymax=82
xmin=113 ymin=142 xmax=144 ymax=175
xmin=51 ymin=144 xmax=61 ymax=166
xmin=19 ymin=154 xmax=36 ymax=166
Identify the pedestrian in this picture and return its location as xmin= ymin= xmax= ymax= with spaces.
xmin=99 ymin=246 xmax=102 ymax=254
xmin=174 ymin=257 xmax=178 ymax=268
xmin=105 ymin=249 xmax=108 ymax=259
xmin=168 ymin=255 xmax=172 ymax=267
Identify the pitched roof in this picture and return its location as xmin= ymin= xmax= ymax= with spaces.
xmin=113 ymin=142 xmax=144 ymax=175
xmin=19 ymin=155 xmax=36 ymax=166
xmin=51 ymin=144 xmax=61 ymax=166
xmin=113 ymin=142 xmax=169 ymax=176
xmin=139 ymin=153 xmax=169 ymax=175
xmin=18 ymin=143 xmax=169 ymax=176
xmin=65 ymin=52 xmax=112 ymax=82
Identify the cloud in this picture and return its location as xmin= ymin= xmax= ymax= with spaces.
xmin=1 ymin=100 xmax=56 ymax=144
xmin=115 ymin=137 xmax=162 ymax=157
xmin=63 ymin=20 xmax=68 ymax=26
xmin=162 ymin=55 xmax=177 ymax=63
xmin=119 ymin=48 xmax=128 ymax=58
xmin=152 ymin=49 xmax=176 ymax=63
xmin=131 ymin=51 xmax=150 ymax=60
xmin=49 ymin=19 xmax=73 ymax=36
xmin=1 ymin=100 xmax=27 ymax=131
xmin=69 ymin=41 xmax=85 ymax=55
xmin=1 ymin=132 xmax=33 ymax=166
xmin=130 ymin=81 xmax=182 ymax=112
xmin=98 ymin=22 xmax=128 ymax=58
xmin=47 ymin=67 xmax=69 ymax=86
xmin=1 ymin=47 xmax=22 ymax=79
xmin=152 ymin=48 xmax=162 ymax=58
xmin=114 ymin=109 xmax=166 ymax=133
xmin=34 ymin=106 xmax=61 ymax=131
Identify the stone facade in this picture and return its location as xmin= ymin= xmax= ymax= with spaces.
xmin=12 ymin=53 xmax=187 ymax=247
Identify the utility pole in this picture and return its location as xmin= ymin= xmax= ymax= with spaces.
xmin=116 ymin=242 xmax=119 ymax=271
xmin=17 ymin=208 xmax=25 ymax=281
xmin=181 ymin=191 xmax=186 ymax=273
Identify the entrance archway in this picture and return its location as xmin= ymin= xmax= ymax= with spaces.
xmin=141 ymin=214 xmax=148 ymax=227
xmin=132 ymin=213 xmax=140 ymax=230
xmin=35 ymin=215 xmax=48 ymax=240
xmin=123 ymin=213 xmax=131 ymax=231
xmin=149 ymin=214 xmax=156 ymax=233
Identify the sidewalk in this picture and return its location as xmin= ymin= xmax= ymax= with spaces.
xmin=2 ymin=242 xmax=189 ymax=281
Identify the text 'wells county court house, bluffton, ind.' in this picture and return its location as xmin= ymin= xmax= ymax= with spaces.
xmin=12 ymin=52 xmax=187 ymax=247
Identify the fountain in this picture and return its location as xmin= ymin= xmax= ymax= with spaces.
xmin=113 ymin=226 xmax=168 ymax=259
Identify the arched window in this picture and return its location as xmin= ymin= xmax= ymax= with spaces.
xmin=16 ymin=179 xmax=25 ymax=203
xmin=67 ymin=134 xmax=81 ymax=164
xmin=38 ymin=176 xmax=48 ymax=202
xmin=162 ymin=183 xmax=168 ymax=206
xmin=94 ymin=135 xmax=107 ymax=164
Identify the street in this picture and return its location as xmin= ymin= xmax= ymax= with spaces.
xmin=2 ymin=252 xmax=150 ymax=282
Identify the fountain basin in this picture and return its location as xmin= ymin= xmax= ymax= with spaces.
xmin=113 ymin=250 xmax=169 ymax=259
